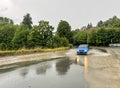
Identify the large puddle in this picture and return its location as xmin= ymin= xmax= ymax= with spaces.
xmin=0 ymin=56 xmax=88 ymax=88
xmin=0 ymin=48 xmax=119 ymax=88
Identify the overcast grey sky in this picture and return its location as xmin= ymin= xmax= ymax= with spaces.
xmin=0 ymin=0 xmax=120 ymax=29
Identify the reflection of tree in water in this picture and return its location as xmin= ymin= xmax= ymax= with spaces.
xmin=36 ymin=64 xmax=51 ymax=75
xmin=20 ymin=68 xmax=29 ymax=77
xmin=56 ymin=57 xmax=72 ymax=75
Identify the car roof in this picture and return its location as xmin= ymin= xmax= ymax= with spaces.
xmin=78 ymin=44 xmax=89 ymax=47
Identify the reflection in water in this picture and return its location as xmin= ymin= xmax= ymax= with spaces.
xmin=36 ymin=64 xmax=51 ymax=75
xmin=0 ymin=67 xmax=17 ymax=74
xmin=84 ymin=56 xmax=89 ymax=88
xmin=0 ymin=57 xmax=87 ymax=88
xmin=76 ymin=55 xmax=80 ymax=64
xmin=75 ymin=55 xmax=88 ymax=74
xmin=75 ymin=55 xmax=88 ymax=88
xmin=20 ymin=68 xmax=29 ymax=77
xmin=84 ymin=56 xmax=88 ymax=74
xmin=75 ymin=55 xmax=84 ymax=66
xmin=56 ymin=57 xmax=72 ymax=75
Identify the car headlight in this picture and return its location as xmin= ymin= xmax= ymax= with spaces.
xmin=84 ymin=50 xmax=87 ymax=52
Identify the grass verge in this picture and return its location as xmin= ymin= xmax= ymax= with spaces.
xmin=0 ymin=47 xmax=70 ymax=57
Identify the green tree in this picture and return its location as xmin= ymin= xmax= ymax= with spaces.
xmin=0 ymin=24 xmax=16 ymax=49
xmin=28 ymin=20 xmax=54 ymax=48
xmin=99 ymin=16 xmax=120 ymax=28
xmin=22 ymin=13 xmax=33 ymax=29
xmin=73 ymin=31 xmax=87 ymax=45
xmin=97 ymin=20 xmax=103 ymax=27
xmin=87 ymin=29 xmax=97 ymax=45
xmin=87 ymin=27 xmax=120 ymax=46
xmin=57 ymin=20 xmax=71 ymax=41
xmin=52 ymin=35 xmax=61 ymax=48
xmin=12 ymin=25 xmax=30 ymax=49
xmin=86 ymin=23 xmax=93 ymax=30
xmin=0 ymin=43 xmax=7 ymax=50
xmin=95 ymin=28 xmax=107 ymax=46
xmin=0 ymin=17 xmax=14 ymax=26
xmin=60 ymin=37 xmax=69 ymax=47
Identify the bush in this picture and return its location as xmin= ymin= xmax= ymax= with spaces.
xmin=0 ymin=43 xmax=7 ymax=50
xmin=69 ymin=44 xmax=73 ymax=48
xmin=53 ymin=35 xmax=61 ymax=48
xmin=60 ymin=37 xmax=69 ymax=47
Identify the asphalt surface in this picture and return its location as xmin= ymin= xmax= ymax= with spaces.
xmin=0 ymin=47 xmax=120 ymax=88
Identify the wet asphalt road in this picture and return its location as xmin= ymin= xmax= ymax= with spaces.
xmin=0 ymin=47 xmax=120 ymax=88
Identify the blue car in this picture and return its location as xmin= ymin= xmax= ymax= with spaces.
xmin=77 ymin=44 xmax=89 ymax=55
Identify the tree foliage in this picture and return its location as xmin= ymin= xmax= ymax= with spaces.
xmin=57 ymin=20 xmax=71 ymax=41
xmin=86 ymin=23 xmax=93 ymax=30
xmin=22 ymin=13 xmax=33 ymax=29
xmin=87 ymin=27 xmax=120 ymax=46
xmin=0 ymin=17 xmax=14 ymax=25
xmin=73 ymin=31 xmax=87 ymax=45
xmin=28 ymin=20 xmax=54 ymax=48
xmin=73 ymin=16 xmax=120 ymax=46
xmin=0 ymin=24 xmax=16 ymax=49
xmin=12 ymin=25 xmax=30 ymax=49
xmin=0 ymin=15 xmax=120 ymax=50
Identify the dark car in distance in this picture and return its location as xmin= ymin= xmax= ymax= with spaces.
xmin=77 ymin=44 xmax=89 ymax=55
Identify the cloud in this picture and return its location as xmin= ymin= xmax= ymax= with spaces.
xmin=0 ymin=8 xmax=8 ymax=12
xmin=0 ymin=0 xmax=13 ymax=15
xmin=0 ymin=0 xmax=25 ymax=24
xmin=0 ymin=0 xmax=12 ymax=8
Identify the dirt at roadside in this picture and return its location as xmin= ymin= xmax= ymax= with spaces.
xmin=0 ymin=50 xmax=68 ymax=69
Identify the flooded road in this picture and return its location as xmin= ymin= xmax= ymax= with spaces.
xmin=0 ymin=47 xmax=120 ymax=88
xmin=0 ymin=56 xmax=88 ymax=88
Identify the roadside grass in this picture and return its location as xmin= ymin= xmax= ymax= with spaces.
xmin=0 ymin=47 xmax=70 ymax=57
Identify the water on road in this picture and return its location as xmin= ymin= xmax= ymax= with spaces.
xmin=0 ymin=56 xmax=88 ymax=88
xmin=0 ymin=47 xmax=120 ymax=88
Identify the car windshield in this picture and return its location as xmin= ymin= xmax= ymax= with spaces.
xmin=79 ymin=44 xmax=88 ymax=48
